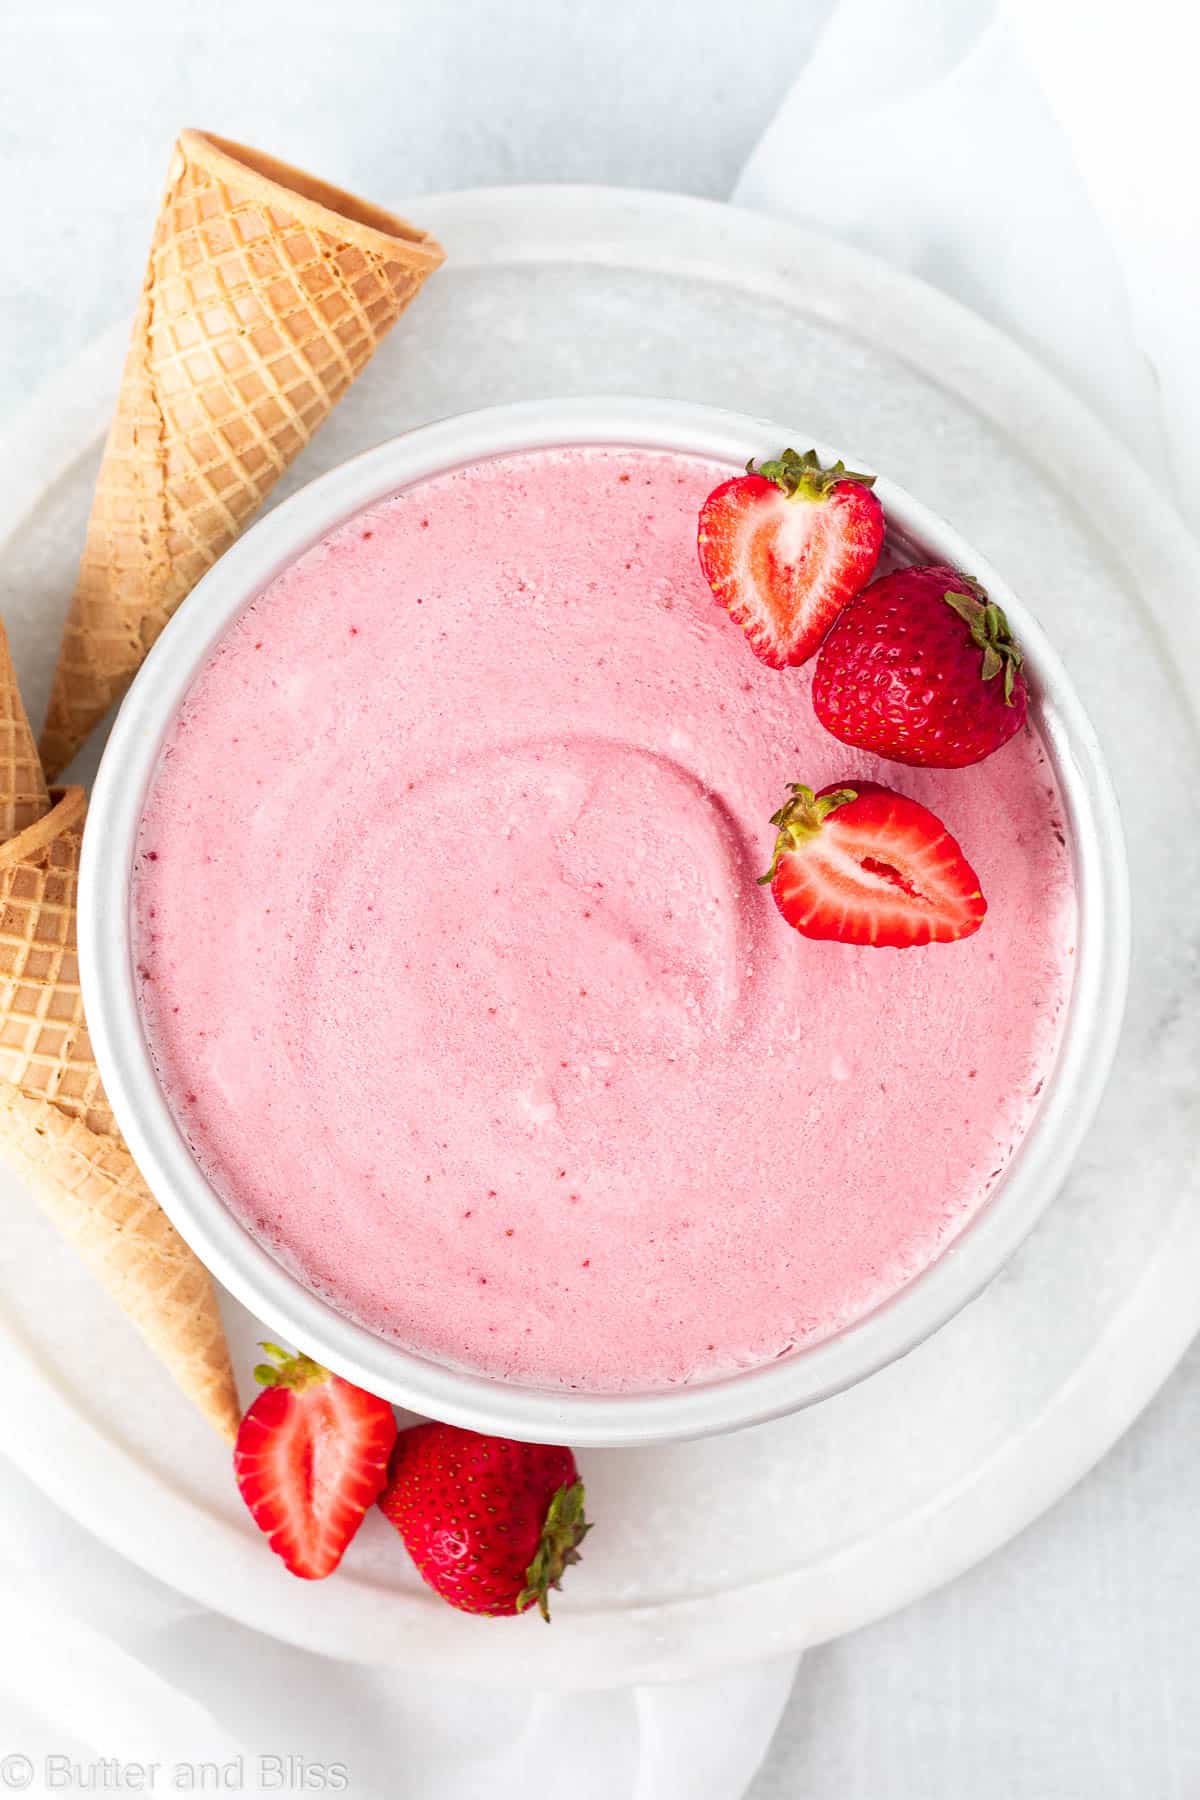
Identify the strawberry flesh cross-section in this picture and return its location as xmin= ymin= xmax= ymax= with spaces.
xmin=760 ymin=781 xmax=987 ymax=949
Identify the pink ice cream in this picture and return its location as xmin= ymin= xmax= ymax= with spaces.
xmin=133 ymin=446 xmax=1076 ymax=1391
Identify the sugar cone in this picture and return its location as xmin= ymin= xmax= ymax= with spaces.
xmin=0 ymin=637 xmax=237 ymax=1437
xmin=41 ymin=130 xmax=445 ymax=778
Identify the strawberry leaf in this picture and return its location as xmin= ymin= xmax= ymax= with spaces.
xmin=943 ymin=588 xmax=1024 ymax=706
xmin=751 ymin=447 xmax=876 ymax=503
xmin=516 ymin=1479 xmax=591 ymax=1623
xmin=759 ymin=783 xmax=859 ymax=885
xmin=252 ymin=1341 xmax=330 ymax=1391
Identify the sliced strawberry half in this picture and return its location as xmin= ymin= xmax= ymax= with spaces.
xmin=233 ymin=1343 xmax=397 ymax=1579
xmin=698 ymin=448 xmax=884 ymax=669
xmin=759 ymin=781 xmax=986 ymax=948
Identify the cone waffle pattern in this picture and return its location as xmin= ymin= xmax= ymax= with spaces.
xmin=0 ymin=631 xmax=49 ymax=840
xmin=41 ymin=129 xmax=444 ymax=776
xmin=0 ymin=787 xmax=115 ymax=1133
xmin=0 ymin=625 xmax=237 ymax=1437
xmin=0 ymin=1079 xmax=237 ymax=1438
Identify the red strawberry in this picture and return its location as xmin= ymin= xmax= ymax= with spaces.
xmin=234 ymin=1343 xmax=397 ymax=1580
xmin=697 ymin=448 xmax=884 ymax=669
xmin=759 ymin=781 xmax=986 ymax=948
xmin=378 ymin=1423 xmax=589 ymax=1620
xmin=812 ymin=563 xmax=1028 ymax=767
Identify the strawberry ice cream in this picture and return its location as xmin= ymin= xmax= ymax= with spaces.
xmin=132 ymin=445 xmax=1076 ymax=1391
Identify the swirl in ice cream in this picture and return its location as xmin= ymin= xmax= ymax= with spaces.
xmin=133 ymin=446 xmax=1075 ymax=1390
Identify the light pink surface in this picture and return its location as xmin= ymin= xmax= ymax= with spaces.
xmin=133 ymin=446 xmax=1076 ymax=1391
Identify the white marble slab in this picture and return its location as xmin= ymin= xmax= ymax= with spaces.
xmin=1 ymin=188 xmax=1197 ymax=1694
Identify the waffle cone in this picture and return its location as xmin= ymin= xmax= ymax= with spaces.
xmin=0 ymin=626 xmax=49 ymax=840
xmin=0 ymin=1080 xmax=237 ymax=1439
xmin=0 ymin=673 xmax=237 ymax=1434
xmin=41 ymin=129 xmax=445 ymax=778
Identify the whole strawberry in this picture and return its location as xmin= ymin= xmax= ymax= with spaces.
xmin=698 ymin=447 xmax=884 ymax=669
xmin=812 ymin=564 xmax=1028 ymax=768
xmin=379 ymin=1423 xmax=589 ymax=1620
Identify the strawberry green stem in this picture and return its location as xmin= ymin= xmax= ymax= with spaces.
xmin=943 ymin=588 xmax=1024 ymax=705
xmin=516 ymin=1479 xmax=591 ymax=1623
xmin=758 ymin=784 xmax=858 ymax=885
xmin=253 ymin=1342 xmax=330 ymax=1391
xmin=750 ymin=447 xmax=876 ymax=503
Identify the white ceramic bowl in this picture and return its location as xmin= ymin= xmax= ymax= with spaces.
xmin=80 ymin=398 xmax=1130 ymax=1447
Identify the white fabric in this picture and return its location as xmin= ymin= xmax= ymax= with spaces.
xmin=737 ymin=0 xmax=1194 ymax=523
xmin=1 ymin=1 xmax=1196 ymax=1795
xmin=0 ymin=1451 xmax=796 ymax=1798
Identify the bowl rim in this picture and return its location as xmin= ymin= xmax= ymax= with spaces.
xmin=79 ymin=396 xmax=1131 ymax=1446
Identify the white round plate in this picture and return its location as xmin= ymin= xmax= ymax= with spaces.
xmin=0 ymin=185 xmax=1197 ymax=1688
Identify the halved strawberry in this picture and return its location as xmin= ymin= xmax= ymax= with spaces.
xmin=233 ymin=1343 xmax=397 ymax=1580
xmin=759 ymin=781 xmax=986 ymax=948
xmin=698 ymin=448 xmax=884 ymax=669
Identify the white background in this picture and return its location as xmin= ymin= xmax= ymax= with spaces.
xmin=3 ymin=4 xmax=1200 ymax=1795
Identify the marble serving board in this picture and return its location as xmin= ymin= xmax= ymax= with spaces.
xmin=0 ymin=185 xmax=1197 ymax=1688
